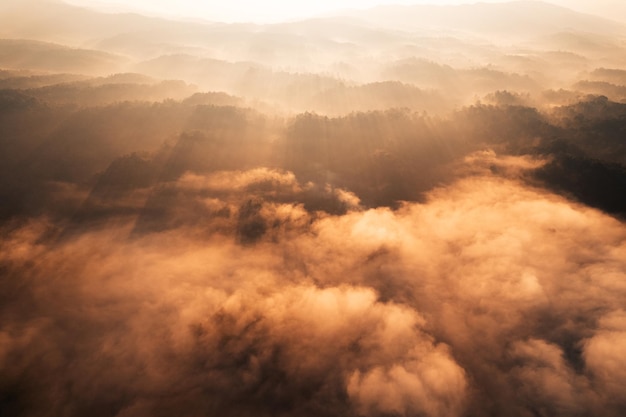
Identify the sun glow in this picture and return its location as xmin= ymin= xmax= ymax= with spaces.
xmin=65 ymin=0 xmax=626 ymax=23
xmin=65 ymin=0 xmax=458 ymax=22
xmin=63 ymin=0 xmax=626 ymax=24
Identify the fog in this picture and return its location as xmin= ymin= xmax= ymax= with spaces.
xmin=1 ymin=1 xmax=626 ymax=417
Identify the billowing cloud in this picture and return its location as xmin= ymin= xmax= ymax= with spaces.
xmin=1 ymin=170 xmax=625 ymax=416
xmin=584 ymin=310 xmax=626 ymax=404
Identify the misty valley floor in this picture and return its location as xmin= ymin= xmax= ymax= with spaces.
xmin=1 ymin=1 xmax=626 ymax=417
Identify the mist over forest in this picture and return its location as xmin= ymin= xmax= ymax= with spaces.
xmin=1 ymin=1 xmax=626 ymax=417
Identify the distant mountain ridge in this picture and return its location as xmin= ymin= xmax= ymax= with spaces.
xmin=335 ymin=1 xmax=626 ymax=38
xmin=1 ymin=0 xmax=625 ymax=47
xmin=0 ymin=39 xmax=127 ymax=74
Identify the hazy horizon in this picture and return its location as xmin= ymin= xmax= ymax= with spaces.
xmin=62 ymin=0 xmax=626 ymax=24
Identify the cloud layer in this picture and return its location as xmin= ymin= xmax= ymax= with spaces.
xmin=2 ymin=168 xmax=625 ymax=417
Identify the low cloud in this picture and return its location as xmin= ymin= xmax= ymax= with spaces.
xmin=1 ymin=171 xmax=625 ymax=416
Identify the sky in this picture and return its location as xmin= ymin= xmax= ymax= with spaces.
xmin=65 ymin=0 xmax=626 ymax=24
